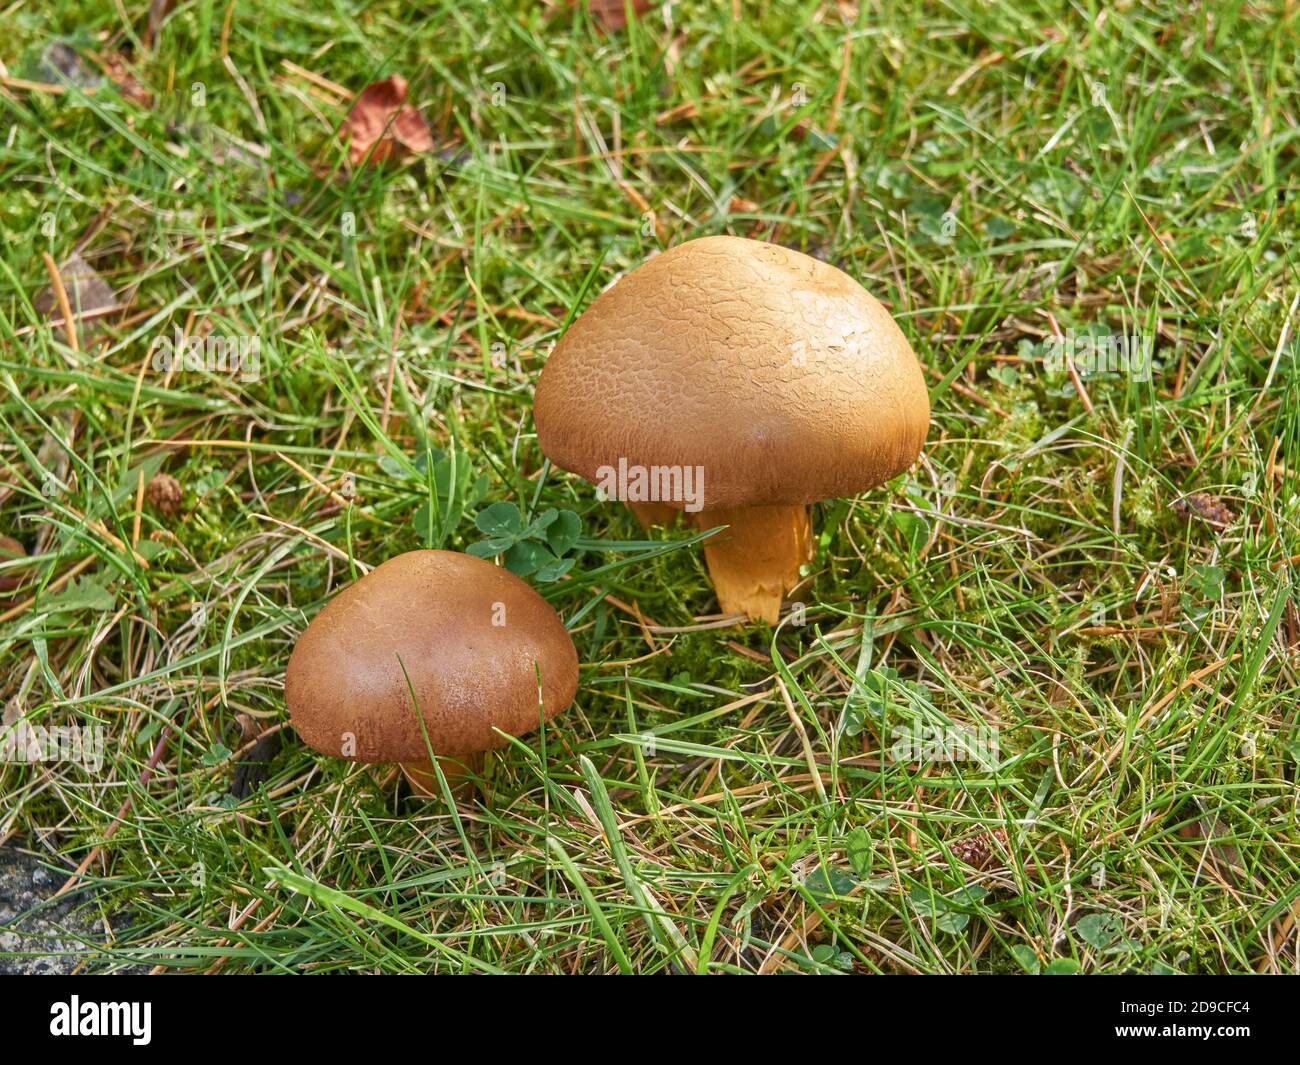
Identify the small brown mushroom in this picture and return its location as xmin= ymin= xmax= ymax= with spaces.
xmin=534 ymin=235 xmax=930 ymax=623
xmin=285 ymin=550 xmax=578 ymax=797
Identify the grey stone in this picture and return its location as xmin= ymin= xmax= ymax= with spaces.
xmin=0 ymin=846 xmax=139 ymax=974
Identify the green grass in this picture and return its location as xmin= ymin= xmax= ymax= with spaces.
xmin=1 ymin=0 xmax=1298 ymax=974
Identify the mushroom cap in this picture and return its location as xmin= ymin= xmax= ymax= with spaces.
xmin=285 ymin=550 xmax=578 ymax=763
xmin=534 ymin=235 xmax=930 ymax=510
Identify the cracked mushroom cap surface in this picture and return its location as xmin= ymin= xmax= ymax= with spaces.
xmin=285 ymin=550 xmax=578 ymax=762
xmin=534 ymin=235 xmax=930 ymax=511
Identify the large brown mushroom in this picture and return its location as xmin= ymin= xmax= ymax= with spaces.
xmin=534 ymin=235 xmax=930 ymax=624
xmin=285 ymin=550 xmax=578 ymax=796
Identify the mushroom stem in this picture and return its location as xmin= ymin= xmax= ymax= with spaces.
xmin=694 ymin=504 xmax=814 ymax=624
xmin=626 ymin=501 xmax=679 ymax=529
xmin=400 ymin=752 xmax=485 ymax=799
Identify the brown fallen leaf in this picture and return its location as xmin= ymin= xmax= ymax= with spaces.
xmin=342 ymin=75 xmax=433 ymax=167
xmin=0 ymin=535 xmax=29 ymax=595
xmin=1176 ymin=816 xmax=1244 ymax=887
xmin=146 ymin=0 xmax=177 ymax=49
xmin=583 ymin=0 xmax=654 ymax=32
xmin=1171 ymin=491 xmax=1235 ymax=529
xmin=33 ymin=252 xmax=120 ymax=346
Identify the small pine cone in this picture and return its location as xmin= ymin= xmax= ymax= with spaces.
xmin=1171 ymin=491 xmax=1234 ymax=529
xmin=146 ymin=473 xmax=183 ymax=517
xmin=954 ymin=827 xmax=1008 ymax=869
